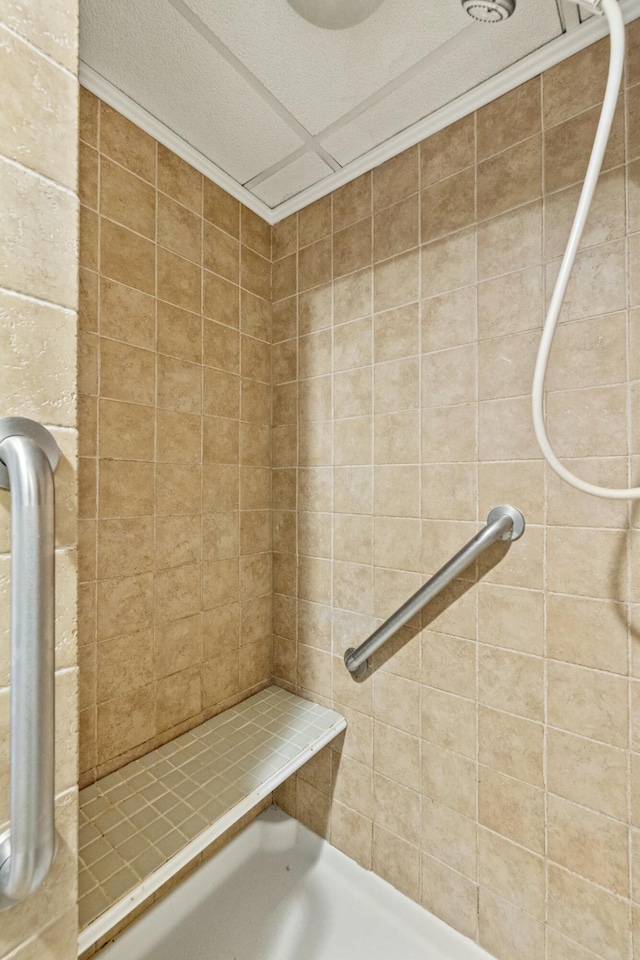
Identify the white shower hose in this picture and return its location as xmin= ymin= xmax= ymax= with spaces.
xmin=531 ymin=0 xmax=631 ymax=497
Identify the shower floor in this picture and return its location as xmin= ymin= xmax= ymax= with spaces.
xmin=97 ymin=806 xmax=492 ymax=960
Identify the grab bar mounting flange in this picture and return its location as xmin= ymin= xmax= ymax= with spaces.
xmin=486 ymin=503 xmax=525 ymax=541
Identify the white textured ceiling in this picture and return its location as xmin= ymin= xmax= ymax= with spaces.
xmin=181 ymin=0 xmax=473 ymax=133
xmin=79 ymin=0 xmax=619 ymax=215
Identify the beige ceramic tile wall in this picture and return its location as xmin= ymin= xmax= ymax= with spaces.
xmin=0 ymin=2 xmax=79 ymax=958
xmin=78 ymin=93 xmax=272 ymax=786
xmin=272 ymin=25 xmax=640 ymax=960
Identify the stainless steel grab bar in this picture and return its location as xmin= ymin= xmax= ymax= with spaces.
xmin=344 ymin=504 xmax=526 ymax=677
xmin=0 ymin=417 xmax=60 ymax=910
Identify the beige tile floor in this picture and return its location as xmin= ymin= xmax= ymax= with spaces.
xmin=78 ymin=686 xmax=345 ymax=932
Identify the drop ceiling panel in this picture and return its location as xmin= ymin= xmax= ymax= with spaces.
xmin=80 ymin=0 xmax=305 ymax=184
xmin=181 ymin=0 xmax=471 ymax=134
xmin=321 ymin=0 xmax=563 ymax=164
xmin=79 ymin=0 xmax=640 ymax=222
xmin=253 ymin=152 xmax=335 ymax=207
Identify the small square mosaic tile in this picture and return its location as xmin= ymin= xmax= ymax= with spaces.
xmin=78 ymin=686 xmax=345 ymax=933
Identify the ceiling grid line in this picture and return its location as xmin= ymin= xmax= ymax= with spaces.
xmin=166 ymin=0 xmax=342 ymax=171
xmin=243 ymin=20 xmax=481 ymax=192
xmin=316 ymin=21 xmax=477 ymax=142
xmin=243 ymin=145 xmax=311 ymax=189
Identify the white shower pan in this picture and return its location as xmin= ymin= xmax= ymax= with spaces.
xmin=97 ymin=806 xmax=492 ymax=960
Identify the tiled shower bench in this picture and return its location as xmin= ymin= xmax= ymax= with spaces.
xmin=78 ymin=685 xmax=347 ymax=956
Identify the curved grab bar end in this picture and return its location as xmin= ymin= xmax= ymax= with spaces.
xmin=0 ymin=417 xmax=59 ymax=490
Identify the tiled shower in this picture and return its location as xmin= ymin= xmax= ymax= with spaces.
xmin=72 ymin=27 xmax=640 ymax=956
xmin=3 ymin=0 xmax=640 ymax=957
xmin=78 ymin=95 xmax=273 ymax=785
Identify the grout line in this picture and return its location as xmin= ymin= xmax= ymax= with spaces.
xmin=0 ymin=149 xmax=77 ymax=200
xmin=0 ymin=18 xmax=76 ymax=77
xmin=91 ymin=98 xmax=103 ymax=784
xmin=417 ymin=144 xmax=426 ymax=908
xmin=471 ymin=105 xmax=481 ymax=939
xmin=0 ymin=282 xmax=75 ymax=314
xmin=624 ymin=73 xmax=636 ymax=950
xmin=539 ymin=74 xmax=551 ymax=940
